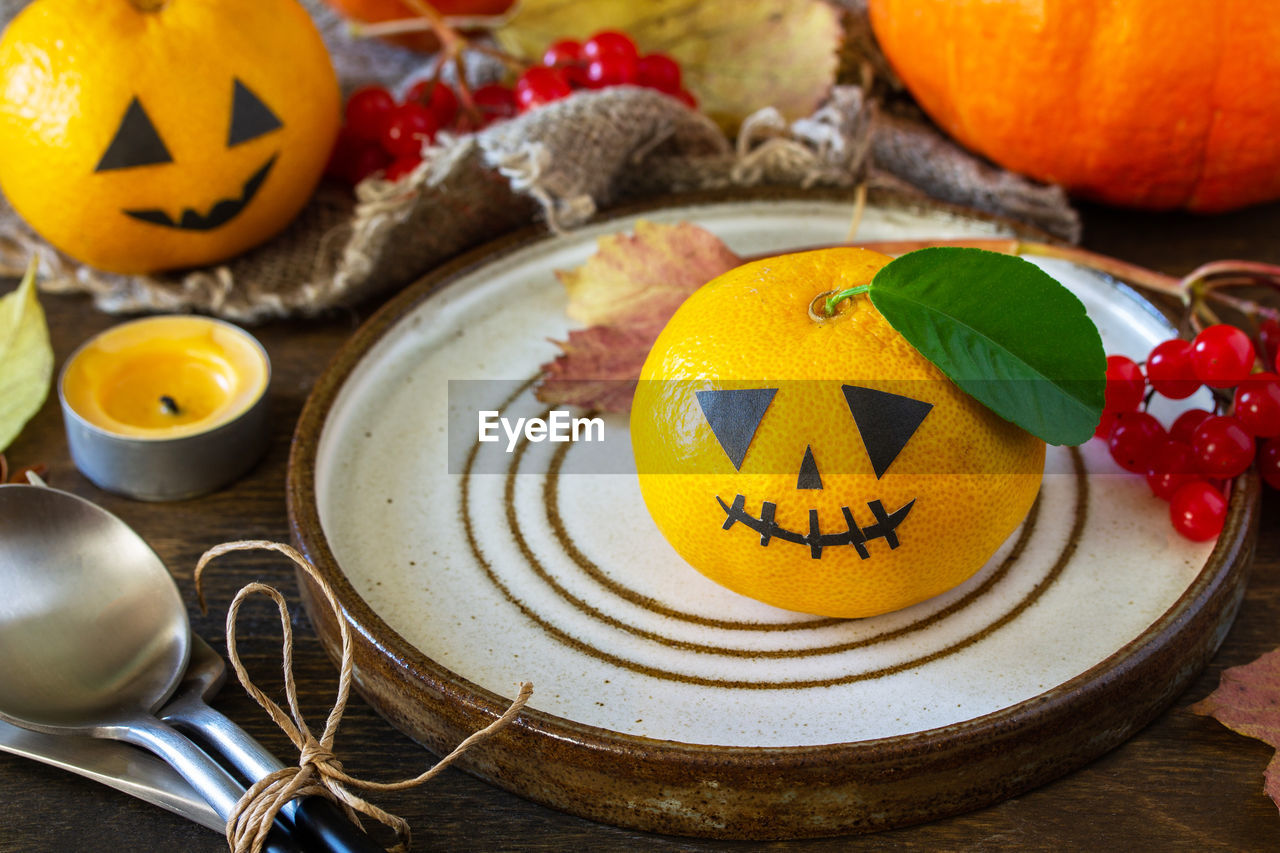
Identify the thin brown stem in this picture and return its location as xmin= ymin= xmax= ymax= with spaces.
xmin=1183 ymin=259 xmax=1280 ymax=286
xmin=1202 ymin=287 xmax=1280 ymax=322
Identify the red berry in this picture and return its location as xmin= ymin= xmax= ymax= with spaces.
xmin=541 ymin=39 xmax=589 ymax=86
xmin=456 ymin=84 xmax=517 ymax=131
xmin=1145 ymin=439 xmax=1197 ymax=501
xmin=586 ymin=53 xmax=638 ymax=87
xmin=515 ymin=66 xmax=573 ymax=111
xmin=472 ymin=83 xmax=516 ymax=115
xmin=1103 ymin=354 xmax=1146 ymax=412
xmin=345 ymin=86 xmax=396 ymax=142
xmin=636 ymin=53 xmax=682 ymax=94
xmin=1233 ymin=371 xmax=1280 ymax=437
xmin=565 ymin=65 xmax=591 ymax=88
xmin=582 ymin=30 xmax=638 ymax=61
xmin=1260 ymin=437 xmax=1280 ymax=490
xmin=349 ymin=141 xmax=391 ymax=183
xmin=1094 ymin=409 xmax=1117 ymax=440
xmin=1169 ymin=408 xmax=1214 ymax=445
xmin=1169 ymin=481 xmax=1227 ymax=541
xmin=384 ymin=156 xmax=422 ymax=182
xmin=542 ymin=39 xmax=582 ymax=67
xmin=1108 ymin=411 xmax=1166 ymax=473
xmin=1257 ymin=317 xmax=1280 ymax=372
xmin=405 ymin=80 xmax=459 ymax=127
xmin=1146 ymin=338 xmax=1199 ymax=399
xmin=1191 ymin=414 xmax=1255 ymax=478
xmin=1190 ymin=324 xmax=1256 ymax=388
xmin=381 ymin=103 xmax=438 ymax=158
xmin=675 ymin=89 xmax=698 ymax=109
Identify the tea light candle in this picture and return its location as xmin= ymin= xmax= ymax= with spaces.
xmin=59 ymin=315 xmax=270 ymax=501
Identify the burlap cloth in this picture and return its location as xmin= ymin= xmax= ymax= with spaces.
xmin=0 ymin=0 xmax=1079 ymax=322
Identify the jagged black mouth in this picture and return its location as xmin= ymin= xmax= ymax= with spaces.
xmin=123 ymin=154 xmax=277 ymax=232
xmin=716 ymin=494 xmax=915 ymax=560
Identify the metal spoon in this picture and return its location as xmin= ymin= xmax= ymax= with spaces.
xmin=0 ymin=483 xmax=379 ymax=852
xmin=0 ymin=634 xmax=370 ymax=841
xmin=0 ymin=482 xmax=301 ymax=851
xmin=0 ymin=683 xmax=224 ymax=832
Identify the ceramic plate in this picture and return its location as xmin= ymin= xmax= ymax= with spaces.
xmin=288 ymin=189 xmax=1259 ymax=839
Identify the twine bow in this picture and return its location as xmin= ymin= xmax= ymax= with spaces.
xmin=194 ymin=539 xmax=533 ymax=853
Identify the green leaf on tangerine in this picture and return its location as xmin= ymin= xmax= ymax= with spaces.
xmin=867 ymin=247 xmax=1105 ymax=446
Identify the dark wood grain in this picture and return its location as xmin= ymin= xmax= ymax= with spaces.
xmin=2 ymin=199 xmax=1279 ymax=852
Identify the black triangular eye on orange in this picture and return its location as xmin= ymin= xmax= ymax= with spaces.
xmin=95 ymin=98 xmax=172 ymax=172
xmin=696 ymin=387 xmax=777 ymax=470
xmin=228 ymin=79 xmax=282 ymax=147
xmin=842 ymin=385 xmax=933 ymax=479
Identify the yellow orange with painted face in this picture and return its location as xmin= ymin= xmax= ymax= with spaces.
xmin=0 ymin=0 xmax=340 ymax=274
xmin=631 ymin=248 xmax=1045 ymax=618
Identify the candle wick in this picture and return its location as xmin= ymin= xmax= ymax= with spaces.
xmin=159 ymin=395 xmax=181 ymax=416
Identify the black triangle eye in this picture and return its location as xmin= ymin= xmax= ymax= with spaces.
xmin=842 ymin=385 xmax=933 ymax=479
xmin=695 ymin=388 xmax=777 ymax=470
xmin=228 ymin=79 xmax=282 ymax=147
xmin=95 ymin=98 xmax=172 ymax=172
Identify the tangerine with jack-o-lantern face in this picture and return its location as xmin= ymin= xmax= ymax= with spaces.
xmin=0 ymin=0 xmax=341 ymax=274
xmin=631 ymin=247 xmax=1046 ymax=619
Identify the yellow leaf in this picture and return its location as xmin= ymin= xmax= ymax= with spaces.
xmin=0 ymin=259 xmax=53 ymax=452
xmin=495 ymin=0 xmax=841 ymax=132
xmin=558 ymin=220 xmax=742 ymax=326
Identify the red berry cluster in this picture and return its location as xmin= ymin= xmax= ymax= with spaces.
xmin=326 ymin=79 xmax=517 ymax=185
xmin=326 ymin=30 xmax=696 ymax=186
xmin=518 ymin=30 xmax=695 ymax=112
xmin=1098 ymin=323 xmax=1280 ymax=542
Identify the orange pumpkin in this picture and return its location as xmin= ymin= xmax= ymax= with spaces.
xmin=0 ymin=0 xmax=341 ymax=274
xmin=868 ymin=0 xmax=1280 ymax=211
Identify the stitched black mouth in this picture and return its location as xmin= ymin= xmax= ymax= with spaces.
xmin=716 ymin=493 xmax=915 ymax=560
xmin=123 ymin=154 xmax=277 ymax=232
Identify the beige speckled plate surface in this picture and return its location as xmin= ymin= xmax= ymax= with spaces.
xmin=287 ymin=189 xmax=1259 ymax=839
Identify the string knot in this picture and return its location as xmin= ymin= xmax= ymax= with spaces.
xmin=195 ymin=539 xmax=534 ymax=853
xmin=299 ymin=737 xmax=340 ymax=772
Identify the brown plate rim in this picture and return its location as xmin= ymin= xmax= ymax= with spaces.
xmin=286 ymin=186 xmax=1259 ymax=835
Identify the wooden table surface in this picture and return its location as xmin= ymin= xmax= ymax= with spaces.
xmin=2 ymin=199 xmax=1279 ymax=852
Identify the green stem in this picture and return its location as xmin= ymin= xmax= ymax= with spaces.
xmin=824 ymin=284 xmax=871 ymax=315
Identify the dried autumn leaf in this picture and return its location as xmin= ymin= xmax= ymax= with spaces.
xmin=560 ymin=220 xmax=743 ymax=325
xmin=1190 ymin=647 xmax=1280 ymax=811
xmin=537 ymin=220 xmax=741 ymax=412
xmin=494 ymin=0 xmax=841 ymax=132
xmin=538 ymin=326 xmax=656 ymax=413
xmin=0 ymin=260 xmax=53 ymax=452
